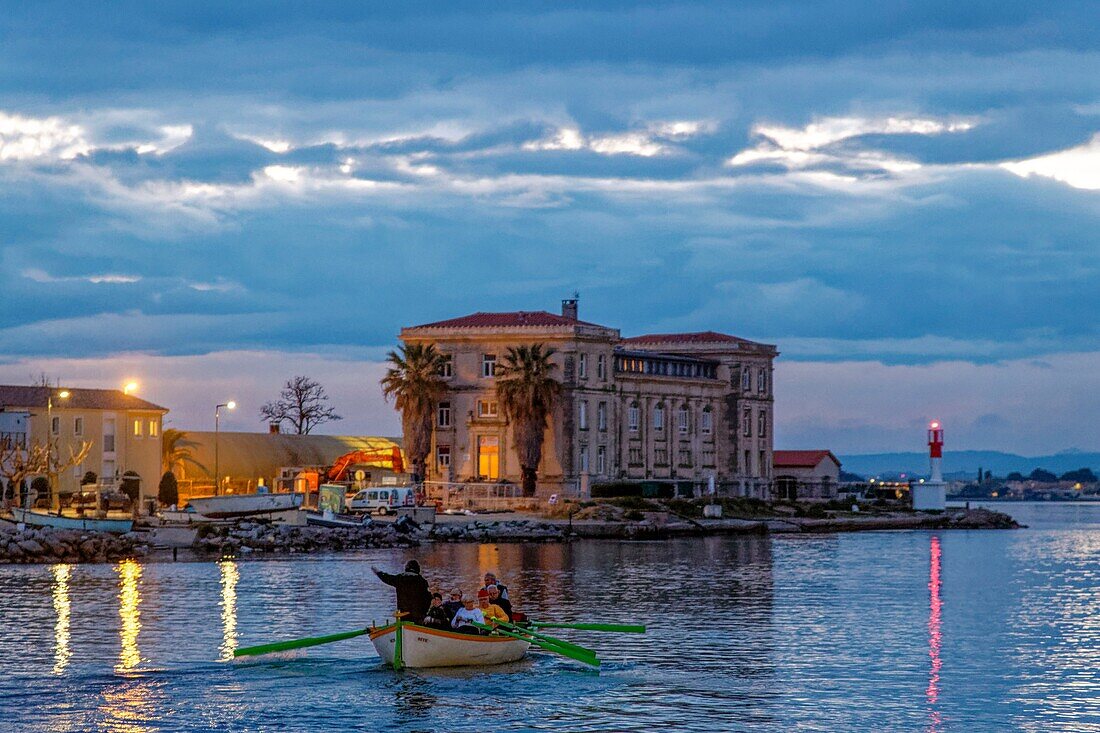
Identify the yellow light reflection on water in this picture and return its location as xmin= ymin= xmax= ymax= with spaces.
xmin=219 ymin=559 xmax=239 ymax=661
xmin=116 ymin=559 xmax=142 ymax=673
xmin=51 ymin=564 xmax=72 ymax=675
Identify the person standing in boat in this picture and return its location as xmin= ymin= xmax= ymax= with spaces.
xmin=451 ymin=594 xmax=484 ymax=634
xmin=372 ymin=560 xmax=432 ymax=622
xmin=483 ymin=572 xmax=509 ymax=600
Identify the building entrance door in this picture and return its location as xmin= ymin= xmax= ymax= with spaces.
xmin=477 ymin=436 xmax=500 ymax=480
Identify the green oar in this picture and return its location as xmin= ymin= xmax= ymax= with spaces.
xmin=471 ymin=622 xmax=600 ymax=667
xmin=530 ymin=622 xmax=646 ymax=634
xmin=494 ymin=620 xmax=597 ymax=658
xmin=233 ymin=627 xmax=369 ymax=658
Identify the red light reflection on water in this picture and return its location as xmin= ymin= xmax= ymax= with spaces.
xmin=927 ymin=535 xmax=943 ymax=731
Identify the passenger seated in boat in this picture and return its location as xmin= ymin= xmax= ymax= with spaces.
xmin=450 ymin=594 xmax=484 ymax=634
xmin=478 ymin=588 xmax=510 ymax=623
xmin=372 ymin=560 xmax=432 ymax=623
xmin=442 ymin=588 xmax=463 ymax=620
xmin=483 ymin=572 xmax=509 ymax=600
xmin=423 ymin=593 xmax=450 ymax=629
xmin=486 ymin=585 xmax=512 ymax=619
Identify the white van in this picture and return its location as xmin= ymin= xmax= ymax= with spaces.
xmin=348 ymin=487 xmax=416 ymax=515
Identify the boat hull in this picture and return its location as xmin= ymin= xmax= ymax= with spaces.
xmin=11 ymin=507 xmax=133 ymax=533
xmin=186 ymin=492 xmax=303 ymax=519
xmin=370 ymin=623 xmax=530 ymax=668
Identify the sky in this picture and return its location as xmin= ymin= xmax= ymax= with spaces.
xmin=1 ymin=1 xmax=1098 ymax=454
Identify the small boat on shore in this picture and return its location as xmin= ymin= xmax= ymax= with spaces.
xmin=303 ymin=509 xmax=369 ymax=529
xmin=10 ymin=507 xmax=134 ymax=534
xmin=186 ymin=492 xmax=303 ymax=519
xmin=369 ymin=622 xmax=530 ymax=668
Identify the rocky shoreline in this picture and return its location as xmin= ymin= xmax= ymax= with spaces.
xmin=0 ymin=507 xmax=1018 ymax=564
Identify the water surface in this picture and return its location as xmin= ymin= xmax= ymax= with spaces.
xmin=1 ymin=503 xmax=1097 ymax=731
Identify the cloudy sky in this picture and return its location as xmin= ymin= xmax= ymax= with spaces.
xmin=1 ymin=2 xmax=1098 ymax=454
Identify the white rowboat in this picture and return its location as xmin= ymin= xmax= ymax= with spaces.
xmin=370 ymin=622 xmax=530 ymax=668
xmin=186 ymin=492 xmax=303 ymax=519
xmin=11 ymin=507 xmax=134 ymax=534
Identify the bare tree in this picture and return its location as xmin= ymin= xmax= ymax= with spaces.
xmin=260 ymin=376 xmax=343 ymax=435
xmin=0 ymin=438 xmax=47 ymax=510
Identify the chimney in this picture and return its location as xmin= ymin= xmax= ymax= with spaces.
xmin=561 ymin=296 xmax=578 ymax=321
xmin=269 ymin=423 xmax=280 ymax=434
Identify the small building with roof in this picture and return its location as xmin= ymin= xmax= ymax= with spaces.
xmin=400 ymin=299 xmax=778 ymax=498
xmin=0 ymin=384 xmax=169 ymax=501
xmin=773 ymin=450 xmax=842 ymax=500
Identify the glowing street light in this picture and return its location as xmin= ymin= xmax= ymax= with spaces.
xmin=214 ymin=401 xmax=237 ymax=495
xmin=123 ymin=381 xmax=139 ymax=395
xmin=46 ymin=388 xmax=72 ymax=509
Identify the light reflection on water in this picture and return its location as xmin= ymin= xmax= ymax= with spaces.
xmin=1 ymin=503 xmax=1098 ymax=732
xmin=51 ymin=564 xmax=71 ymax=675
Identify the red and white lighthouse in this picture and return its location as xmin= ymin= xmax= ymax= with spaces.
xmin=928 ymin=421 xmax=944 ymax=483
xmin=913 ymin=420 xmax=947 ymax=510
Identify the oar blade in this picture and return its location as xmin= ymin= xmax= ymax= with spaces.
xmin=233 ymin=628 xmax=368 ymax=658
xmin=471 ymin=622 xmax=600 ymax=668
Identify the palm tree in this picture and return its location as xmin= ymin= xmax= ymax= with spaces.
xmin=162 ymin=428 xmax=203 ymax=478
xmin=496 ymin=343 xmax=561 ymax=497
xmin=380 ymin=343 xmax=447 ymax=483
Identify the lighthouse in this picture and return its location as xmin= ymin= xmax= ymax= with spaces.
xmin=912 ymin=420 xmax=947 ymax=511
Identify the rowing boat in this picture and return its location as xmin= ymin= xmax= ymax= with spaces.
xmin=10 ymin=507 xmax=134 ymax=533
xmin=369 ymin=621 xmax=530 ymax=668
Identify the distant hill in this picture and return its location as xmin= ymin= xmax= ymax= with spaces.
xmin=836 ymin=451 xmax=1100 ymax=478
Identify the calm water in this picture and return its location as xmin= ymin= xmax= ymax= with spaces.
xmin=1 ymin=503 xmax=1098 ymax=732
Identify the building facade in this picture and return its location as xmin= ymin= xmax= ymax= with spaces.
xmin=773 ymin=450 xmax=841 ymax=500
xmin=400 ymin=300 xmax=778 ymax=498
xmin=0 ymin=385 xmax=168 ymax=501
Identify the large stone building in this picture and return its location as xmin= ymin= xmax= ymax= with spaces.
xmin=400 ymin=300 xmax=778 ymax=497
xmin=0 ymin=385 xmax=168 ymax=501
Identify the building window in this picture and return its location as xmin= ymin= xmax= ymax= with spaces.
xmin=744 ymin=450 xmax=752 ymax=476
xmin=102 ymin=459 xmax=116 ymax=483
xmin=628 ymin=403 xmax=639 ymax=432
xmin=741 ymin=368 xmax=751 ymax=392
xmin=477 ymin=400 xmax=498 ymax=418
xmin=677 ymin=406 xmax=689 ymax=435
xmin=578 ymin=400 xmax=588 ymax=430
xmin=74 ymin=417 xmax=83 ymax=436
xmin=742 ymin=408 xmax=752 ymax=437
xmin=597 ymin=355 xmax=606 ymax=380
xmin=51 ymin=416 xmax=60 ymax=435
xmin=148 ymin=419 xmax=158 ymax=437
xmin=438 ymin=401 xmax=451 ymax=428
xmin=703 ymin=449 xmax=716 ymax=466
xmin=437 ymin=445 xmax=451 ymax=469
xmin=760 ymin=451 xmax=767 ymax=478
xmin=578 ymin=353 xmax=587 ymax=379
xmin=655 ymin=448 xmax=668 ymax=465
xmin=758 ymin=411 xmax=767 ymax=438
xmin=133 ymin=419 xmax=143 ymax=437
xmin=439 ymin=355 xmax=453 ymax=378
xmin=654 ymin=404 xmax=665 ymax=430
xmin=678 ymin=448 xmax=692 ymax=467
xmin=481 ymin=354 xmax=496 ymax=378
xmin=103 ymin=418 xmax=115 ymax=452
xmin=596 ymin=446 xmax=606 ymax=475
xmin=579 ymin=444 xmax=589 ymax=473
xmin=701 ymin=409 xmax=713 ymax=435
xmin=758 ymin=367 xmax=768 ymax=395
xmin=597 ymin=402 xmax=607 ymax=431
xmin=628 ymin=447 xmax=643 ymax=465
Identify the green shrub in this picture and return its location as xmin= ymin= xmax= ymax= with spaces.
xmin=622 ymin=509 xmax=644 ymax=521
xmin=663 ymin=498 xmax=704 ymax=518
xmin=81 ymin=471 xmax=98 ymax=486
xmin=158 ymin=471 xmax=179 ymax=506
xmin=602 ymin=496 xmax=658 ymax=511
xmin=590 ymin=481 xmax=643 ymax=498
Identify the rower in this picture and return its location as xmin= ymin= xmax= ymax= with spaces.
xmin=478 ymin=588 xmax=509 ymax=624
xmin=486 ymin=584 xmax=512 ymax=619
xmin=482 ymin=572 xmax=509 ymax=600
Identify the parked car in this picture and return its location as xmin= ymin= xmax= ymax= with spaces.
xmin=348 ymin=487 xmax=416 ymax=515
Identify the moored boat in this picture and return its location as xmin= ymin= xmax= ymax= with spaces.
xmin=10 ymin=507 xmax=134 ymax=533
xmin=370 ymin=622 xmax=530 ymax=668
xmin=186 ymin=492 xmax=303 ymax=519
xmin=303 ymin=509 xmax=369 ymax=529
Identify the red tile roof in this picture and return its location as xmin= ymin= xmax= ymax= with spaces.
xmin=0 ymin=385 xmax=168 ymax=412
xmin=773 ymin=450 xmax=841 ymax=468
xmin=409 ymin=311 xmax=607 ymax=329
xmin=622 ymin=331 xmax=759 ymax=346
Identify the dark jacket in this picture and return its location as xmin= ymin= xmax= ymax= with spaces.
xmin=442 ymin=600 xmax=463 ymax=620
xmin=374 ymin=569 xmax=432 ymax=621
xmin=423 ymin=604 xmax=450 ymax=629
xmin=494 ymin=595 xmax=513 ymax=620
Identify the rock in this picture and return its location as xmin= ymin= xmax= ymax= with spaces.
xmin=18 ymin=539 xmax=45 ymax=555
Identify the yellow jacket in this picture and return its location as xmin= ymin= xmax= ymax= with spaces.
xmin=482 ymin=603 xmax=509 ymax=622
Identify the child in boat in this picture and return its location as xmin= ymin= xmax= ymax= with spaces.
xmin=423 ymin=592 xmax=450 ymax=629
xmin=478 ymin=588 xmax=510 ymax=623
xmin=451 ymin=594 xmax=485 ymax=634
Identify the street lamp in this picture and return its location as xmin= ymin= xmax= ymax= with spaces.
xmin=123 ymin=381 xmax=139 ymax=395
xmin=46 ymin=389 xmax=71 ymax=511
xmin=214 ymin=401 xmax=236 ymax=495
